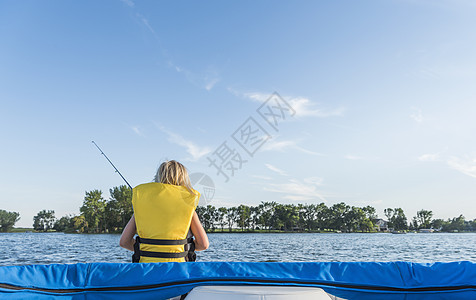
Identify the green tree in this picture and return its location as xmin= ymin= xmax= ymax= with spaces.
xmin=448 ymin=215 xmax=465 ymax=232
xmin=299 ymin=204 xmax=318 ymax=231
xmin=216 ymin=207 xmax=228 ymax=231
xmin=361 ymin=206 xmax=377 ymax=232
xmin=360 ymin=218 xmax=375 ymax=232
xmin=104 ymin=199 xmax=121 ymax=232
xmin=195 ymin=206 xmax=205 ymax=220
xmin=270 ymin=204 xmax=285 ymax=230
xmin=237 ymin=204 xmax=250 ymax=231
xmin=415 ymin=209 xmax=433 ymax=229
xmin=384 ymin=208 xmax=394 ymax=229
xmin=226 ymin=206 xmax=238 ymax=232
xmin=80 ymin=190 xmax=106 ymax=233
xmin=257 ymin=202 xmax=275 ymax=231
xmin=54 ymin=215 xmax=75 ymax=232
xmin=468 ymin=219 xmax=476 ymax=231
xmin=348 ymin=206 xmax=372 ymax=232
xmin=107 ymin=185 xmax=133 ymax=232
xmin=204 ymin=205 xmax=217 ymax=231
xmin=196 ymin=205 xmax=216 ymax=231
xmin=72 ymin=215 xmax=88 ymax=233
xmin=250 ymin=206 xmax=261 ymax=230
xmin=384 ymin=208 xmax=408 ymax=231
xmin=393 ymin=208 xmax=408 ymax=231
xmin=363 ymin=206 xmax=377 ymax=220
xmin=344 ymin=206 xmax=363 ymax=232
xmin=33 ymin=210 xmax=55 ymax=232
xmin=271 ymin=204 xmax=299 ymax=231
xmin=431 ymin=218 xmax=446 ymax=231
xmin=0 ymin=210 xmax=20 ymax=232
xmin=284 ymin=204 xmax=299 ymax=231
xmin=195 ymin=205 xmax=210 ymax=231
xmin=316 ymin=203 xmax=329 ymax=231
xmin=329 ymin=202 xmax=350 ymax=231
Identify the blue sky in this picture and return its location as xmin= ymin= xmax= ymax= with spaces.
xmin=1 ymin=0 xmax=476 ymax=227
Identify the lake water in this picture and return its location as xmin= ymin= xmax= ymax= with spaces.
xmin=1 ymin=232 xmax=475 ymax=266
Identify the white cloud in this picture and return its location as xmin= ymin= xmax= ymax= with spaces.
xmin=131 ymin=126 xmax=145 ymax=137
xmin=303 ymin=177 xmax=324 ymax=186
xmin=120 ymin=0 xmax=135 ymax=7
xmin=418 ymin=152 xmax=476 ymax=179
xmin=136 ymin=13 xmax=157 ymax=36
xmin=447 ymin=156 xmax=476 ymax=178
xmin=122 ymin=2 xmax=161 ymax=41
xmin=264 ymin=163 xmax=287 ymax=176
xmin=170 ymin=61 xmax=220 ymax=91
xmin=158 ymin=126 xmax=211 ymax=161
xmin=264 ymin=177 xmax=327 ymax=202
xmin=295 ymin=146 xmax=324 ymax=156
xmin=418 ymin=153 xmax=440 ymax=162
xmin=418 ymin=148 xmax=447 ymax=162
xmin=261 ymin=139 xmax=324 ymax=156
xmin=410 ymin=106 xmax=424 ymax=123
xmin=170 ymin=62 xmax=192 ymax=77
xmin=261 ymin=140 xmax=295 ymax=151
xmin=289 ymin=97 xmax=345 ymax=117
xmin=205 ymin=78 xmax=220 ymax=91
xmin=233 ymin=90 xmax=345 ymax=118
xmin=344 ymin=154 xmax=364 ymax=160
xmin=243 ymin=92 xmax=270 ymax=102
xmin=251 ymin=175 xmax=273 ymax=180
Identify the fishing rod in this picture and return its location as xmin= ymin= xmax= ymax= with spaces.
xmin=92 ymin=141 xmax=133 ymax=190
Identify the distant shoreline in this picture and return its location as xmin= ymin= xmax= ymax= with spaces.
xmin=4 ymin=228 xmax=472 ymax=234
xmin=5 ymin=228 xmax=34 ymax=233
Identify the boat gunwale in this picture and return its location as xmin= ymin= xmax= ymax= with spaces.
xmin=1 ymin=278 xmax=476 ymax=294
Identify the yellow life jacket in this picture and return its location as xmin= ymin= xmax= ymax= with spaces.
xmin=132 ymin=182 xmax=200 ymax=263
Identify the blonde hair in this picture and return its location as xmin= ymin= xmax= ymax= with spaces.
xmin=154 ymin=160 xmax=196 ymax=195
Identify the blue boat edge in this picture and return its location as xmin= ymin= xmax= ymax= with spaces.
xmin=1 ymin=261 xmax=476 ymax=299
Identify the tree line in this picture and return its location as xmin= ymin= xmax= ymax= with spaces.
xmin=196 ymin=203 xmax=476 ymax=233
xmin=16 ymin=184 xmax=476 ymax=233
xmin=32 ymin=185 xmax=132 ymax=233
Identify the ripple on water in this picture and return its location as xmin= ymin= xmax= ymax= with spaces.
xmin=1 ymin=232 xmax=476 ymax=265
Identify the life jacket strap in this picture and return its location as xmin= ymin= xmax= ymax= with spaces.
xmin=139 ymin=250 xmax=188 ymax=259
xmin=132 ymin=236 xmax=195 ymax=262
xmin=137 ymin=236 xmax=189 ymax=246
